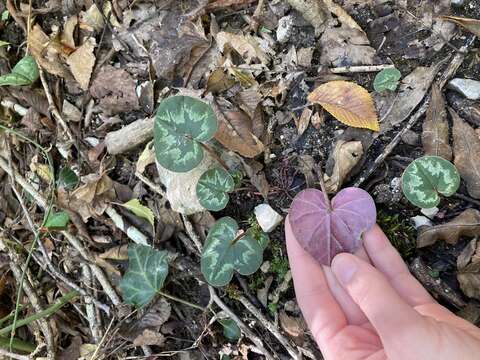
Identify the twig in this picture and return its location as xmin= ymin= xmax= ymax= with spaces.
xmin=105 ymin=117 xmax=154 ymax=155
xmin=0 ymin=291 xmax=78 ymax=337
xmin=82 ymin=264 xmax=102 ymax=343
xmin=205 ymin=0 xmax=257 ymax=11
xmin=84 ymin=99 xmax=95 ymax=129
xmin=105 ymin=206 xmax=149 ymax=246
xmin=237 ymin=295 xmax=301 ymax=359
xmin=158 ymin=291 xmax=206 ymax=311
xmin=0 ymin=155 xmax=116 ymax=311
xmin=135 ymin=171 xmax=166 ymax=197
xmin=0 ymin=348 xmax=29 ymax=360
xmin=0 ymin=99 xmax=28 ymax=116
xmin=329 ymin=64 xmax=395 ymax=74
xmin=37 ymin=66 xmax=75 ymax=142
xmin=354 ymin=35 xmax=475 ymax=187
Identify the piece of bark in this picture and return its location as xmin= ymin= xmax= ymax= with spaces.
xmin=105 ymin=118 xmax=154 ymax=155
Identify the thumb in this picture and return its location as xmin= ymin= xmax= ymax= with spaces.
xmin=331 ymin=253 xmax=426 ymax=348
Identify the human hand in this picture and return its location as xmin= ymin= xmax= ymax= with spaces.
xmin=285 ymin=219 xmax=480 ymax=360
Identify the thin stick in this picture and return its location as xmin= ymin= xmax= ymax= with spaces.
xmin=0 ymin=99 xmax=28 ymax=116
xmin=354 ymin=35 xmax=475 ymax=187
xmin=0 ymin=348 xmax=29 ymax=360
xmin=135 ymin=171 xmax=166 ymax=197
xmin=158 ymin=291 xmax=206 ymax=311
xmin=317 ymin=166 xmax=331 ymax=209
xmin=329 ymin=64 xmax=395 ymax=74
xmin=0 ymin=291 xmax=78 ymax=337
xmin=105 ymin=206 xmax=149 ymax=246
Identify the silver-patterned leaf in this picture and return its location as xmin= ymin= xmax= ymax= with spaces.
xmin=0 ymin=55 xmax=39 ymax=86
xmin=201 ymin=217 xmax=263 ymax=287
xmin=402 ymin=156 xmax=460 ymax=208
xmin=196 ymin=167 xmax=234 ymax=211
xmin=154 ymin=96 xmax=217 ymax=172
xmin=120 ymin=244 xmax=169 ymax=307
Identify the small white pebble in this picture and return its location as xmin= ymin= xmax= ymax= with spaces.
xmin=421 ymin=207 xmax=439 ymax=219
xmin=411 ymin=215 xmax=432 ymax=229
xmin=254 ymin=204 xmax=283 ymax=233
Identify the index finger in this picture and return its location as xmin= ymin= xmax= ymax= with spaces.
xmin=285 ymin=217 xmax=347 ymax=347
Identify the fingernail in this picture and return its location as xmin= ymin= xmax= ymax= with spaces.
xmin=331 ymin=254 xmax=357 ymax=285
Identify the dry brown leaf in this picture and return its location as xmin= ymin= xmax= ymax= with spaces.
xmin=61 ymin=15 xmax=78 ymax=49
xmin=79 ymin=3 xmax=105 ymax=32
xmin=28 ymin=25 xmax=72 ymax=79
xmin=323 ymin=0 xmax=364 ymax=33
xmin=235 ymin=89 xmax=262 ymax=119
xmin=319 ymin=25 xmax=375 ymax=67
xmin=216 ymin=31 xmax=270 ymax=65
xmin=324 ymin=140 xmax=363 ymax=193
xmin=458 ymin=262 xmax=480 ymax=301
xmin=308 ymin=81 xmax=379 ymax=131
xmin=90 ymin=65 xmax=139 ymax=115
xmin=295 ymin=108 xmax=312 ymax=137
xmin=381 ymin=65 xmax=441 ymax=131
xmin=417 ymin=209 xmax=480 ymax=248
xmin=422 ymin=84 xmax=452 ymax=160
xmin=286 ymin=0 xmax=328 ymax=36
xmin=133 ymin=329 xmax=166 ymax=347
xmin=206 ymin=68 xmax=235 ymax=94
xmin=458 ymin=239 xmax=477 ymax=270
xmin=441 ymin=16 xmax=480 ymax=37
xmin=67 ymin=37 xmax=96 ymax=90
xmin=279 ymin=310 xmax=305 ymax=339
xmin=241 ymin=159 xmax=270 ymax=199
xmin=451 ymin=108 xmax=480 ymax=199
xmin=213 ymin=106 xmax=265 ymax=158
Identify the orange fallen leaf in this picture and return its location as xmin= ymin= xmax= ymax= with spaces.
xmin=307 ymin=81 xmax=379 ymax=131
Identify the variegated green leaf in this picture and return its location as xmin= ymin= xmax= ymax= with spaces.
xmin=196 ymin=167 xmax=234 ymax=211
xmin=402 ymin=156 xmax=460 ymax=208
xmin=154 ymin=96 xmax=217 ymax=172
xmin=120 ymin=244 xmax=169 ymax=307
xmin=201 ymin=217 xmax=263 ymax=287
xmin=0 ymin=55 xmax=39 ymax=86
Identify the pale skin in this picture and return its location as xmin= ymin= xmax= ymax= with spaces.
xmin=285 ymin=219 xmax=480 ymax=360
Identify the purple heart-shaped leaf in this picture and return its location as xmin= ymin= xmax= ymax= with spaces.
xmin=289 ymin=187 xmax=376 ymax=266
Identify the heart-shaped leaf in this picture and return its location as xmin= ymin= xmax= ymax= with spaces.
xmin=307 ymin=81 xmax=379 ymax=131
xmin=154 ymin=95 xmax=217 ymax=172
xmin=120 ymin=244 xmax=169 ymax=307
xmin=402 ymin=155 xmax=460 ymax=208
xmin=196 ymin=167 xmax=234 ymax=211
xmin=201 ymin=217 xmax=263 ymax=287
xmin=219 ymin=318 xmax=241 ymax=341
xmin=289 ymin=187 xmax=376 ymax=266
xmin=0 ymin=55 xmax=39 ymax=86
xmin=373 ymin=68 xmax=401 ymax=92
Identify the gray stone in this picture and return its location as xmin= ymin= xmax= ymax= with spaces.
xmin=276 ymin=15 xmax=295 ymax=43
xmin=411 ymin=215 xmax=432 ymax=229
xmin=448 ymin=78 xmax=480 ymax=100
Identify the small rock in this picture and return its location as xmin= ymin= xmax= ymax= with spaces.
xmin=448 ymin=78 xmax=480 ymax=100
xmin=421 ymin=207 xmax=439 ymax=219
xmin=276 ymin=15 xmax=295 ymax=43
xmin=401 ymin=129 xmax=419 ymax=146
xmin=254 ymin=204 xmax=283 ymax=233
xmin=451 ymin=0 xmax=465 ymax=6
xmin=260 ymin=261 xmax=271 ymax=273
xmin=411 ymin=215 xmax=432 ymax=229
xmin=284 ymin=300 xmax=300 ymax=313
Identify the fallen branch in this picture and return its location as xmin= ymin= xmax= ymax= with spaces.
xmin=329 ymin=64 xmax=395 ymax=74
xmin=0 ymin=99 xmax=28 ymax=116
xmin=354 ymin=35 xmax=475 ymax=187
xmin=105 ymin=117 xmax=154 ymax=154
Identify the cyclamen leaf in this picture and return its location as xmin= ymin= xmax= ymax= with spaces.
xmin=402 ymin=156 xmax=460 ymax=208
xmin=154 ymin=96 xmax=217 ymax=172
xmin=0 ymin=56 xmax=39 ymax=86
xmin=120 ymin=244 xmax=169 ymax=307
xmin=201 ymin=217 xmax=263 ymax=287
xmin=44 ymin=211 xmax=70 ymax=230
xmin=219 ymin=318 xmax=241 ymax=341
xmin=289 ymin=187 xmax=376 ymax=266
xmin=196 ymin=167 xmax=234 ymax=211
xmin=58 ymin=167 xmax=79 ymax=189
xmin=308 ymin=81 xmax=379 ymax=131
xmin=121 ymin=199 xmax=155 ymax=227
xmin=373 ymin=68 xmax=401 ymax=92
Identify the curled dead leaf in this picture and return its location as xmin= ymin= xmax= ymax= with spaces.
xmin=279 ymin=310 xmax=305 ymax=340
xmin=308 ymin=81 xmax=379 ymax=131
xmin=451 ymin=109 xmax=480 ymax=199
xmin=286 ymin=0 xmax=328 ymax=36
xmin=66 ymin=37 xmax=96 ymax=90
xmin=216 ymin=31 xmax=271 ymax=65
xmin=441 ymin=16 xmax=480 ymax=37
xmin=422 ymin=84 xmax=452 ymax=160
xmin=324 ymin=140 xmax=363 ymax=193
xmin=417 ymin=209 xmax=480 ymax=248
xmin=213 ymin=104 xmax=265 ymax=158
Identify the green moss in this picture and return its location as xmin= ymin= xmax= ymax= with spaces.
xmin=270 ymin=241 xmax=289 ymax=280
xmin=377 ymin=211 xmax=416 ymax=259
